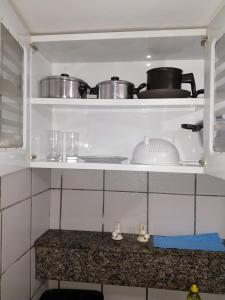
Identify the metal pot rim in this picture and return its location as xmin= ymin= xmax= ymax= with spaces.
xmin=41 ymin=75 xmax=88 ymax=86
xmin=97 ymin=79 xmax=134 ymax=87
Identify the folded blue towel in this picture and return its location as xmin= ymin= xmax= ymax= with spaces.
xmin=153 ymin=233 xmax=225 ymax=252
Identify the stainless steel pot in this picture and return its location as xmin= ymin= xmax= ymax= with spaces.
xmin=40 ymin=74 xmax=90 ymax=98
xmin=91 ymin=77 xmax=146 ymax=99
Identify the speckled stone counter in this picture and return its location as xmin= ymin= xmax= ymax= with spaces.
xmin=35 ymin=229 xmax=225 ymax=294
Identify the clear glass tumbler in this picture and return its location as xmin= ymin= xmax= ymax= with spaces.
xmin=64 ymin=131 xmax=79 ymax=161
xmin=46 ymin=130 xmax=62 ymax=161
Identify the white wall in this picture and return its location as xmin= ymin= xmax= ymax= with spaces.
xmin=0 ymin=168 xmax=51 ymax=300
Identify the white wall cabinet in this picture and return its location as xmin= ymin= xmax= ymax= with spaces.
xmin=1 ymin=1 xmax=225 ymax=178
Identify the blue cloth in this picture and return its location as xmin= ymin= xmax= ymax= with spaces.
xmin=153 ymin=233 xmax=225 ymax=252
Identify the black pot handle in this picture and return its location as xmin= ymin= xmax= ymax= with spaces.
xmin=79 ymin=84 xmax=91 ymax=97
xmin=196 ymin=89 xmax=204 ymax=97
xmin=181 ymin=123 xmax=203 ymax=132
xmin=134 ymin=83 xmax=146 ymax=94
xmin=182 ymin=73 xmax=197 ymax=98
xmin=90 ymin=86 xmax=99 ymax=95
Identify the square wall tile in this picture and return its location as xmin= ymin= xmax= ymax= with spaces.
xmin=48 ymin=280 xmax=59 ymax=289
xmin=1 ymin=168 xmax=31 ymax=209
xmin=32 ymin=190 xmax=50 ymax=245
xmin=103 ymin=285 xmax=146 ymax=300
xmin=148 ymin=288 xmax=186 ymax=300
xmin=148 ymin=194 xmax=194 ymax=235
xmin=104 ymin=192 xmax=147 ymax=234
xmin=60 ymin=281 xmax=101 ymax=291
xmin=51 ymin=169 xmax=62 ymax=189
xmin=196 ymin=196 xmax=225 ymax=238
xmin=197 ymin=174 xmax=225 ymax=196
xmin=31 ymin=247 xmax=43 ymax=297
xmin=1 ymin=251 xmax=30 ymax=300
xmin=149 ymin=173 xmax=195 ymax=195
xmin=62 ymin=169 xmax=103 ymax=190
xmin=105 ymin=171 xmax=147 ymax=192
xmin=50 ymin=189 xmax=61 ymax=229
xmin=32 ymin=282 xmax=48 ymax=300
xmin=2 ymin=199 xmax=31 ymax=272
xmin=32 ymin=168 xmax=51 ymax=196
xmin=61 ymin=190 xmax=103 ymax=231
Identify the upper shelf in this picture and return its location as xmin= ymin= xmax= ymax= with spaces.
xmin=31 ymin=98 xmax=205 ymax=109
xmin=31 ymin=29 xmax=206 ymax=63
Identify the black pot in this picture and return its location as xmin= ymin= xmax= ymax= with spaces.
xmin=146 ymin=67 xmax=197 ymax=98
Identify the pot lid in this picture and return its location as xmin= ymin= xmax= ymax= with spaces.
xmin=97 ymin=76 xmax=134 ymax=86
xmin=41 ymin=74 xmax=88 ymax=85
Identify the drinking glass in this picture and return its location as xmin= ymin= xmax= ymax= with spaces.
xmin=46 ymin=130 xmax=62 ymax=161
xmin=64 ymin=131 xmax=79 ymax=161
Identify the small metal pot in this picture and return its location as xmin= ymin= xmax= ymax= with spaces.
xmin=40 ymin=74 xmax=90 ymax=99
xmin=91 ymin=77 xmax=146 ymax=99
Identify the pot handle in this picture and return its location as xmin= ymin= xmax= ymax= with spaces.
xmin=90 ymin=86 xmax=99 ymax=95
xmin=181 ymin=123 xmax=203 ymax=132
xmin=196 ymin=89 xmax=204 ymax=97
xmin=182 ymin=73 xmax=197 ymax=98
xmin=79 ymin=84 xmax=91 ymax=97
xmin=134 ymin=83 xmax=146 ymax=94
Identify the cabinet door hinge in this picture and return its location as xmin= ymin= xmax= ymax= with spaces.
xmin=201 ymin=36 xmax=208 ymax=47
xmin=30 ymin=43 xmax=38 ymax=52
xmin=199 ymin=159 xmax=207 ymax=167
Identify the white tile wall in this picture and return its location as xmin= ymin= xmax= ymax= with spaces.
xmin=104 ymin=191 xmax=147 ymax=234
xmin=50 ymin=189 xmax=61 ymax=229
xmin=148 ymin=194 xmax=194 ymax=235
xmin=31 ymin=247 xmax=43 ymax=297
xmin=32 ymin=168 xmax=51 ymax=196
xmin=196 ymin=196 xmax=225 ymax=238
xmin=1 ymin=168 xmax=225 ymax=300
xmin=149 ymin=173 xmax=194 ymax=194
xmin=105 ymin=171 xmax=147 ymax=192
xmin=61 ymin=190 xmax=103 ymax=231
xmin=2 ymin=198 xmax=31 ymax=272
xmin=197 ymin=174 xmax=225 ymax=195
xmin=60 ymin=281 xmax=101 ymax=291
xmin=32 ymin=190 xmax=50 ymax=245
xmin=51 ymin=169 xmax=62 ymax=189
xmin=103 ymin=285 xmax=146 ymax=300
xmin=63 ymin=169 xmax=103 ymax=190
xmin=1 ymin=168 xmax=31 ymax=209
xmin=1 ymin=252 xmax=30 ymax=300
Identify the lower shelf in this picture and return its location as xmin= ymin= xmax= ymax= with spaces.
xmin=30 ymin=161 xmax=204 ymax=173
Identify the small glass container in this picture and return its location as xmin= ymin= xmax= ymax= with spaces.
xmin=46 ymin=130 xmax=62 ymax=161
xmin=64 ymin=131 xmax=79 ymax=161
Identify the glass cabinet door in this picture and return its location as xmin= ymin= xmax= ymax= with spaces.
xmin=204 ymin=5 xmax=225 ymax=179
xmin=0 ymin=23 xmax=24 ymax=148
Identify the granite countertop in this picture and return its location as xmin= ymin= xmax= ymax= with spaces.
xmin=35 ymin=229 xmax=225 ymax=254
xmin=35 ymin=229 xmax=225 ymax=294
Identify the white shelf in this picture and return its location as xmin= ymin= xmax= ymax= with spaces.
xmin=31 ymin=29 xmax=206 ymax=62
xmin=31 ymin=98 xmax=205 ymax=109
xmin=30 ymin=161 xmax=204 ymax=174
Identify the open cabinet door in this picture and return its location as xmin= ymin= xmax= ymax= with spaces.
xmin=0 ymin=1 xmax=30 ymax=176
xmin=203 ymin=4 xmax=225 ymax=179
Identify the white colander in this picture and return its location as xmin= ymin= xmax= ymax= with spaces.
xmin=131 ymin=137 xmax=180 ymax=165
